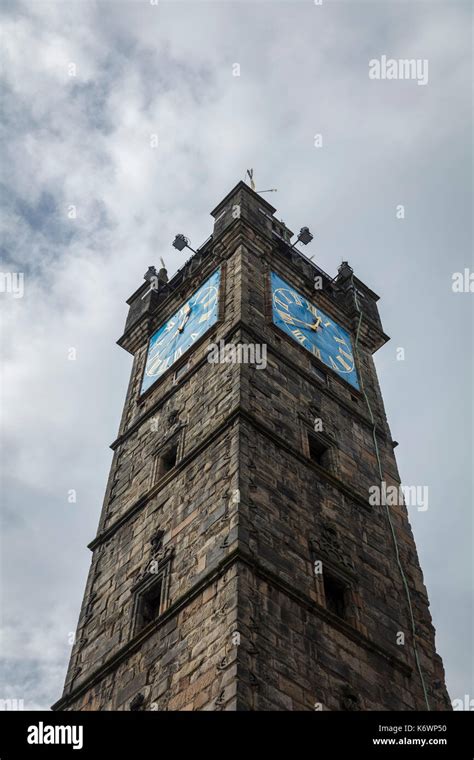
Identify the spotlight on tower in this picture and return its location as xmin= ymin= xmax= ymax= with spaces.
xmin=289 ymin=226 xmax=314 ymax=253
xmin=172 ymin=234 xmax=197 ymax=254
xmin=297 ymin=226 xmax=313 ymax=246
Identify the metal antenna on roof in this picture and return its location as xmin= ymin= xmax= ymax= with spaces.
xmin=246 ymin=169 xmax=277 ymax=194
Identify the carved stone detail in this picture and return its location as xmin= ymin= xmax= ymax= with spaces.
xmin=310 ymin=525 xmax=355 ymax=572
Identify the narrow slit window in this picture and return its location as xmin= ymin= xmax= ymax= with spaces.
xmin=136 ymin=578 xmax=163 ymax=632
xmin=155 ymin=443 xmax=178 ymax=481
xmin=323 ymin=573 xmax=347 ymax=619
xmin=174 ymin=362 xmax=189 ymax=383
xmin=161 ymin=445 xmax=177 ymax=472
xmin=311 ymin=365 xmax=327 ymax=384
xmin=308 ymin=433 xmax=329 ymax=467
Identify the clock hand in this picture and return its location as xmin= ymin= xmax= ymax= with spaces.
xmin=281 ymin=314 xmax=323 ymax=331
xmin=174 ymin=303 xmax=192 ymax=333
xmin=177 ymin=307 xmax=192 ymax=333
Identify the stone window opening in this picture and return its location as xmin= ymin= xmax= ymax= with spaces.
xmin=133 ymin=574 xmax=167 ymax=635
xmin=307 ymin=432 xmax=330 ymax=468
xmin=136 ymin=578 xmax=164 ymax=630
xmin=323 ymin=572 xmax=348 ymax=620
xmin=160 ymin=444 xmax=178 ymax=473
xmin=173 ymin=362 xmax=189 ymax=383
xmin=131 ymin=542 xmax=173 ymax=638
xmin=310 ymin=364 xmax=327 ymax=385
xmin=151 ymin=428 xmax=185 ymax=489
xmin=129 ymin=693 xmax=146 ymax=711
xmin=153 ymin=441 xmax=179 ymax=484
xmin=310 ymin=533 xmax=360 ymax=632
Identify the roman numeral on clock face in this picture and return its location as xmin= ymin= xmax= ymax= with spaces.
xmin=277 ymin=309 xmax=296 ymax=325
xmin=194 ymin=286 xmax=218 ymax=309
xmin=291 ymin=329 xmax=308 ymax=345
xmin=337 ymin=355 xmax=352 ymax=371
xmin=331 ymin=336 xmax=354 ymax=371
xmin=292 ymin=292 xmax=304 ymax=306
xmin=147 ymin=355 xmax=170 ymax=376
xmin=274 ymin=293 xmax=291 ymax=311
xmin=329 ymin=352 xmax=353 ymax=372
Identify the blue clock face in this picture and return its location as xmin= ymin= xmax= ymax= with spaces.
xmin=271 ymin=271 xmax=359 ymax=390
xmin=141 ymin=268 xmax=221 ymax=394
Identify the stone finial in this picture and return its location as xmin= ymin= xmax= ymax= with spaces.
xmin=144 ymin=266 xmax=157 ymax=282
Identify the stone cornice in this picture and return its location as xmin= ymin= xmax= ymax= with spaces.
xmin=52 ymin=547 xmax=412 ymax=711
xmin=117 ymin=211 xmax=387 ymax=357
xmin=90 ymin=403 xmax=383 ymax=552
xmin=111 ymin=319 xmax=391 ymax=454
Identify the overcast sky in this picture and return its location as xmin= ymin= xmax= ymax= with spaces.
xmin=1 ymin=0 xmax=472 ymax=710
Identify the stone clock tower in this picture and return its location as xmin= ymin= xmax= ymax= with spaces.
xmin=53 ymin=181 xmax=450 ymax=712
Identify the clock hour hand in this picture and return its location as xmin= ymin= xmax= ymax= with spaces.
xmin=177 ymin=304 xmax=192 ymax=333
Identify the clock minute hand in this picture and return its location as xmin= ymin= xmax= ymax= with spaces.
xmin=283 ymin=314 xmax=323 ymax=331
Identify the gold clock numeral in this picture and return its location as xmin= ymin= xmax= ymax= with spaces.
xmin=338 ymin=347 xmax=354 ymax=362
xmin=198 ymin=310 xmax=212 ymax=323
xmin=274 ymin=294 xmax=291 ymax=311
xmin=332 ymin=336 xmax=355 ymax=370
xmin=311 ymin=345 xmax=322 ymax=360
xmin=147 ymin=355 xmax=170 ymax=377
xmin=307 ymin=303 xmax=319 ymax=317
xmin=199 ymin=287 xmax=218 ymax=308
xmin=194 ymin=286 xmax=217 ymax=306
xmin=328 ymin=350 xmax=354 ymax=373
xmin=291 ymin=329 xmax=308 ymax=345
xmin=146 ymin=356 xmax=161 ymax=376
xmin=190 ymin=332 xmax=200 ymax=342
xmin=292 ymin=293 xmax=304 ymax=306
xmin=174 ymin=347 xmax=183 ymax=362
xmin=336 ymin=354 xmax=353 ymax=371
xmin=277 ymin=309 xmax=296 ymax=325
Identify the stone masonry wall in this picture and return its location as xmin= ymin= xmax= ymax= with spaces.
xmin=233 ymin=239 xmax=450 ymax=710
xmin=60 ymin=244 xmax=244 ymax=710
